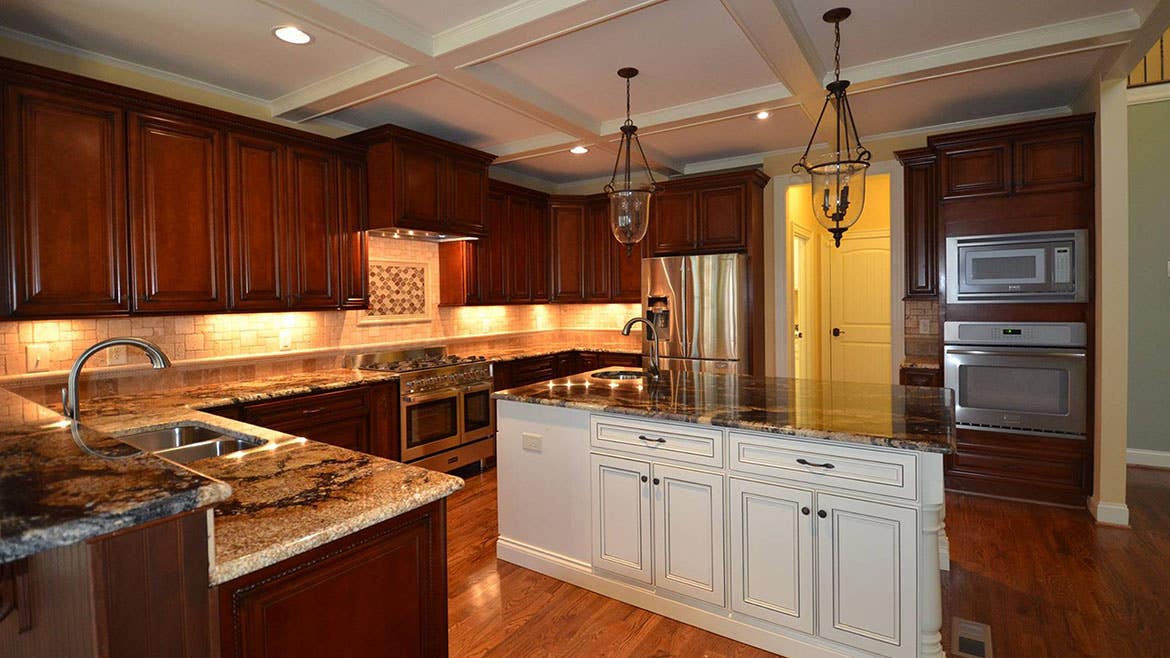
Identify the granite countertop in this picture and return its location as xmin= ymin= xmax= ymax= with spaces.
xmin=483 ymin=346 xmax=641 ymax=362
xmin=494 ymin=369 xmax=956 ymax=453
xmin=1 ymin=369 xmax=463 ymax=582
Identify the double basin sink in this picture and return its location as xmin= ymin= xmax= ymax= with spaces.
xmin=118 ymin=424 xmax=265 ymax=464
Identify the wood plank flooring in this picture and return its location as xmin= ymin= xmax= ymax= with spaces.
xmin=445 ymin=465 xmax=1170 ymax=657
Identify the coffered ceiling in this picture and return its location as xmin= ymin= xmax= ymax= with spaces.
xmin=0 ymin=0 xmax=1165 ymax=190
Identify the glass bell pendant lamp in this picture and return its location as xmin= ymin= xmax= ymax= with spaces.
xmin=604 ymin=67 xmax=657 ymax=255
xmin=792 ymin=7 xmax=872 ymax=248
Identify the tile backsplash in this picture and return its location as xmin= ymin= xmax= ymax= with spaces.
xmin=0 ymin=235 xmax=641 ymax=378
xmin=903 ymin=299 xmax=940 ymax=360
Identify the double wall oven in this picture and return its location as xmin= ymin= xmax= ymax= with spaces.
xmin=944 ymin=322 xmax=1087 ymax=437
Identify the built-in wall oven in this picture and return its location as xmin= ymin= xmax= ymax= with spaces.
xmin=946 ymin=229 xmax=1087 ymax=303
xmin=944 ymin=321 xmax=1087 ymax=437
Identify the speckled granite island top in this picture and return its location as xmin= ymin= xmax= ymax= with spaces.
xmin=494 ymin=369 xmax=956 ymax=453
xmin=1 ymin=369 xmax=463 ymax=583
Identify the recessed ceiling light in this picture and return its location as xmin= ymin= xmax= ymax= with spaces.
xmin=570 ymin=146 xmax=589 ymax=154
xmin=273 ymin=26 xmax=313 ymax=45
xmin=755 ymin=110 xmax=771 ymax=120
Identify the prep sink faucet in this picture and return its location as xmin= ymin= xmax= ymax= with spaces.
xmin=62 ymin=337 xmax=172 ymax=420
xmin=621 ymin=317 xmax=661 ymax=379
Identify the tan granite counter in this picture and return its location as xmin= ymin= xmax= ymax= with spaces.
xmin=494 ymin=369 xmax=956 ymax=453
xmin=2 ymin=369 xmax=463 ymax=583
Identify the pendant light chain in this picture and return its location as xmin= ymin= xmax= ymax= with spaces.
xmin=603 ymin=66 xmax=657 ymax=253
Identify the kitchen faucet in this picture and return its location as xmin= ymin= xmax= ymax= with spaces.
xmin=62 ymin=338 xmax=172 ymax=420
xmin=621 ymin=317 xmax=661 ymax=379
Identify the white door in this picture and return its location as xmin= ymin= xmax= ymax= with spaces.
xmin=729 ymin=478 xmax=814 ymax=633
xmin=816 ymin=493 xmax=917 ymax=658
xmin=651 ymin=463 xmax=725 ymax=606
xmin=792 ymin=230 xmax=815 ymax=379
xmin=823 ymin=231 xmax=891 ymax=384
xmin=591 ymin=454 xmax=652 ymax=584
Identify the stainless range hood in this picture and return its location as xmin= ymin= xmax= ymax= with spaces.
xmin=367 ymin=228 xmax=478 ymax=243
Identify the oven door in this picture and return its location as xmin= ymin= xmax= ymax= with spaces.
xmin=460 ymin=382 xmax=495 ymax=444
xmin=401 ymin=388 xmax=463 ymax=462
xmin=944 ymin=345 xmax=1086 ymax=436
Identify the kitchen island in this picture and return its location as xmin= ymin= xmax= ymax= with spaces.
xmin=0 ymin=371 xmax=462 ymax=658
xmin=494 ymin=369 xmax=955 ymax=658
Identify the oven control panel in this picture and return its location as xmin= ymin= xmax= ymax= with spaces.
xmin=943 ymin=321 xmax=1087 ymax=347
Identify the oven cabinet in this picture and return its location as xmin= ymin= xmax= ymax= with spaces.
xmin=215 ymin=500 xmax=448 ymax=658
xmin=494 ymin=402 xmax=945 ymax=658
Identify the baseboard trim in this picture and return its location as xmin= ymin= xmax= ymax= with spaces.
xmin=1127 ymin=448 xmax=1170 ymax=469
xmin=1088 ymin=498 xmax=1130 ymax=527
xmin=496 ymin=537 xmax=868 ymax=658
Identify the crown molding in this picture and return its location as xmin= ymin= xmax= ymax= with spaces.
xmin=1127 ymin=83 xmax=1170 ymax=105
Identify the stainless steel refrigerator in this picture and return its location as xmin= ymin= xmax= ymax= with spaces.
xmin=641 ymin=254 xmax=748 ymax=373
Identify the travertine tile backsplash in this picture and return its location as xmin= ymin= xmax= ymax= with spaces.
xmin=903 ymin=299 xmax=940 ymax=360
xmin=0 ymin=236 xmax=640 ymax=378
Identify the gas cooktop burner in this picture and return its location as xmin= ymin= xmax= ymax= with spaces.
xmin=360 ymin=354 xmax=486 ymax=373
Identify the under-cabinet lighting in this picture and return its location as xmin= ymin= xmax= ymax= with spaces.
xmin=273 ymin=26 xmax=313 ymax=45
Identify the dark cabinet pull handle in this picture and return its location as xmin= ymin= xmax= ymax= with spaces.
xmin=641 ymin=475 xmax=648 ymax=483
xmin=653 ymin=478 xmax=661 ymax=485
xmin=301 ymin=408 xmax=324 ymax=415
xmin=801 ymin=506 xmax=810 ymax=516
xmin=817 ymin=510 xmax=827 ymax=519
xmin=797 ymin=458 xmax=835 ymax=469
xmin=638 ymin=435 xmax=667 ymax=443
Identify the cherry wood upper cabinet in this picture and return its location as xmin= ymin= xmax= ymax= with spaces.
xmin=227 ymin=132 xmax=286 ymax=311
xmin=339 ymin=155 xmax=369 ymax=310
xmin=530 ymin=198 xmax=550 ymax=302
xmin=549 ymin=201 xmax=587 ymax=302
xmin=651 ymin=190 xmax=697 ymax=254
xmin=479 ymin=191 xmax=510 ymax=304
xmin=610 ymin=233 xmax=644 ymax=303
xmin=507 ymin=196 xmax=534 ymax=302
xmin=697 ymin=185 xmax=747 ymax=250
xmin=937 ymin=140 xmax=1011 ymax=200
xmin=651 ymin=168 xmax=766 ymax=256
xmin=345 ymin=125 xmax=494 ymax=237
xmin=584 ymin=198 xmax=611 ymax=302
xmin=3 ymin=85 xmax=129 ymax=316
xmin=1013 ymin=128 xmax=1092 ymax=193
xmin=286 ymin=146 xmax=339 ymax=309
xmin=128 ymin=112 xmax=227 ymax=313
xmin=894 ymin=148 xmax=939 ymax=299
xmin=438 ymin=241 xmax=478 ymax=306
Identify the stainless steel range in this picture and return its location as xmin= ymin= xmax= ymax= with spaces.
xmin=346 ymin=347 xmax=494 ymax=473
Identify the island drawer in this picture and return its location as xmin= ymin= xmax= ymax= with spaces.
xmin=728 ymin=432 xmax=918 ymax=500
xmin=591 ymin=415 xmax=723 ymax=467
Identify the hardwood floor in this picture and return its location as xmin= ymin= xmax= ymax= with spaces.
xmin=445 ymin=465 xmax=1170 ymax=657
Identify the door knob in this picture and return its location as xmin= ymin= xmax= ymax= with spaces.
xmin=831 ymin=327 xmax=844 ymax=337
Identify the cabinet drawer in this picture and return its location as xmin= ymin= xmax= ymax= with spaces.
xmin=591 ymin=415 xmax=723 ymax=467
xmin=243 ymin=387 xmax=369 ymax=426
xmin=511 ymin=356 xmax=556 ymax=386
xmin=729 ymin=432 xmax=917 ymax=500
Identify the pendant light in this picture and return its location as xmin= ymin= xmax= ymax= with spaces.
xmin=605 ymin=67 xmax=657 ymax=255
xmin=792 ymin=7 xmax=871 ymax=248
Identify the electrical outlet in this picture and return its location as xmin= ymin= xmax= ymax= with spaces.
xmin=918 ymin=319 xmax=931 ymax=334
xmin=522 ymin=432 xmax=543 ymax=453
xmin=26 ymin=344 xmax=50 ymax=372
xmin=105 ymin=344 xmax=127 ymax=366
xmin=278 ymin=330 xmax=292 ymax=351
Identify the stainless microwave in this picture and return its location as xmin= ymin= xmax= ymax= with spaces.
xmin=945 ymin=230 xmax=1087 ymax=303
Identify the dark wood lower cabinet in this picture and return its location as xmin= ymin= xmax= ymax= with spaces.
xmin=215 ymin=500 xmax=449 ymax=658
xmin=945 ymin=428 xmax=1092 ymax=507
xmin=898 ymin=366 xmax=941 ymax=387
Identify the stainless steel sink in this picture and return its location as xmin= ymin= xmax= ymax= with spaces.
xmin=117 ymin=424 xmax=264 ymax=463
xmin=590 ymin=369 xmax=645 ymax=380
xmin=155 ymin=438 xmax=262 ymax=464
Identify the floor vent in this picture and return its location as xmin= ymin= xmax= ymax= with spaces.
xmin=952 ymin=617 xmax=993 ymax=658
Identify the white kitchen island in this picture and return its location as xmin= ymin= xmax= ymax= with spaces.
xmin=493 ymin=370 xmax=955 ymax=658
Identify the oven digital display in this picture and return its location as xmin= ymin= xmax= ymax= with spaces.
xmin=1001 ymin=329 xmax=1022 ymax=336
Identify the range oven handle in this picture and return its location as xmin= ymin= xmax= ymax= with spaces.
xmin=402 ymin=388 xmax=462 ymax=405
xmin=945 ymin=348 xmax=1086 ymax=358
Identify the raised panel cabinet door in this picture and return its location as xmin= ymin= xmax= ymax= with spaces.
xmin=507 ymin=196 xmax=533 ymax=301
xmin=591 ymin=453 xmax=653 ymax=584
xmin=5 ymin=85 xmax=128 ymax=316
xmin=651 ymin=463 xmax=725 ymax=606
xmin=287 ymin=146 xmax=340 ymax=309
xmin=227 ymin=132 xmax=285 ymax=311
xmin=339 ymin=155 xmax=369 ymax=309
xmin=729 ymin=478 xmax=814 ymax=634
xmin=900 ymin=153 xmax=938 ymax=299
xmin=816 ymin=493 xmax=917 ymax=658
xmin=697 ymin=185 xmax=747 ymax=251
xmin=1014 ymin=129 xmax=1092 ymax=193
xmin=530 ymin=199 xmax=550 ymax=301
xmin=394 ymin=140 xmax=444 ymax=230
xmin=129 ymin=112 xmax=227 ymax=313
xmin=447 ymin=156 xmax=488 ymax=235
xmin=585 ymin=199 xmax=611 ymax=301
xmin=610 ymin=229 xmax=643 ymax=302
xmin=478 ymin=192 xmax=509 ymax=304
xmin=938 ymin=141 xmax=1011 ymax=199
xmin=549 ymin=203 xmax=586 ymax=302
xmin=651 ymin=190 xmax=696 ymax=255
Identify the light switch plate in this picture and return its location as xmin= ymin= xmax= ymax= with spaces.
xmin=278 ymin=330 xmax=292 ymax=351
xmin=918 ymin=319 xmax=931 ymax=334
xmin=26 ymin=344 xmax=50 ymax=372
xmin=522 ymin=432 xmax=543 ymax=452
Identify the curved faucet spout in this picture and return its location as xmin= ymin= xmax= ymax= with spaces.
xmin=62 ymin=338 xmax=172 ymax=420
xmin=622 ymin=317 xmax=661 ymax=378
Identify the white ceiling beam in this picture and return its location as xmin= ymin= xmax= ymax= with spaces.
xmin=442 ymin=68 xmax=599 ymax=138
xmin=433 ymin=0 xmax=592 ymax=56
xmin=485 ymin=132 xmax=582 ymax=161
xmin=598 ymin=83 xmax=793 ymax=135
xmin=269 ymin=56 xmax=415 ymax=119
xmin=259 ymin=0 xmax=432 ymax=60
xmin=1103 ymin=0 xmax=1170 ymax=78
